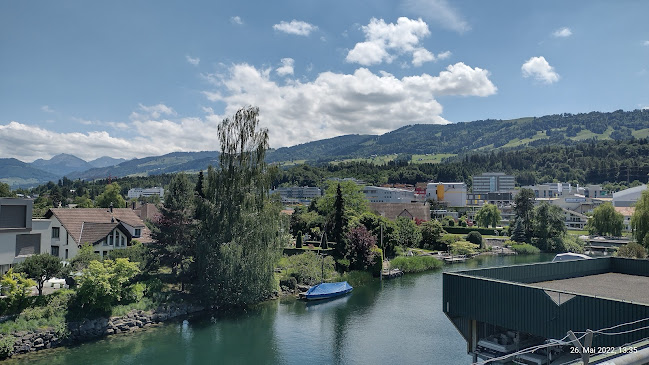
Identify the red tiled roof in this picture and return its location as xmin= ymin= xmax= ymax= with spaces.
xmin=46 ymin=208 xmax=152 ymax=244
xmin=614 ymin=206 xmax=635 ymax=217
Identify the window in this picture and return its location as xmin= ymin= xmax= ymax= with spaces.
xmin=134 ymin=228 xmax=141 ymax=237
xmin=16 ymin=234 xmax=41 ymax=257
xmin=52 ymin=227 xmax=60 ymax=239
xmin=65 ymin=249 xmax=68 ymax=260
xmin=109 ymin=235 xmax=113 ymax=246
xmin=51 ymin=246 xmax=59 ymax=257
xmin=120 ymin=236 xmax=125 ymax=247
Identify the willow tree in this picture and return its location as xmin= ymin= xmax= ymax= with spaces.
xmin=194 ymin=106 xmax=282 ymax=307
xmin=632 ymin=190 xmax=649 ymax=248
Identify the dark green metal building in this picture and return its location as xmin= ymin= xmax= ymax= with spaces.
xmin=443 ymin=257 xmax=649 ymax=355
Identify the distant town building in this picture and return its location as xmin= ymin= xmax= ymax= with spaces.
xmin=369 ymin=202 xmax=430 ymax=221
xmin=613 ymin=184 xmax=647 ymax=207
xmin=614 ymin=206 xmax=635 ymax=231
xmin=270 ymin=186 xmax=322 ymax=205
xmin=127 ymin=187 xmax=165 ymax=199
xmin=471 ymin=172 xmax=515 ymax=194
xmin=363 ymin=186 xmax=414 ymax=203
xmin=425 ymin=182 xmax=467 ymax=207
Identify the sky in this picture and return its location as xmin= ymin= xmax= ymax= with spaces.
xmin=1 ymin=0 xmax=649 ymax=162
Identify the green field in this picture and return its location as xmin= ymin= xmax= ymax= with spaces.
xmin=569 ymin=126 xmax=614 ymax=141
xmin=502 ymin=131 xmax=549 ymax=148
xmin=331 ymin=154 xmax=398 ymax=165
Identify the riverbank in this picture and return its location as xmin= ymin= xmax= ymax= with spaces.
xmin=0 ymin=302 xmax=204 ymax=360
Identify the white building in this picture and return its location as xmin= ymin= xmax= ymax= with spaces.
xmin=127 ymin=187 xmax=165 ymax=199
xmin=472 ymin=173 xmax=515 ymax=194
xmin=270 ymin=186 xmax=322 ymax=204
xmin=363 ymin=186 xmax=414 ymax=203
xmin=45 ymin=207 xmax=152 ymax=260
xmin=426 ymin=182 xmax=467 ymax=207
xmin=0 ymin=199 xmax=52 ymax=275
xmin=613 ymin=185 xmax=647 ymax=207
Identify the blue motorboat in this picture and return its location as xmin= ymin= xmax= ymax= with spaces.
xmin=304 ymin=281 xmax=353 ymax=300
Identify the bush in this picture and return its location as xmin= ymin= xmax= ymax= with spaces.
xmin=449 ymin=241 xmax=478 ymax=255
xmin=390 ymin=256 xmax=443 ymax=273
xmin=74 ymin=258 xmax=141 ymax=313
xmin=0 ymin=269 xmax=35 ymax=313
xmin=616 ymin=242 xmax=648 ymax=259
xmin=559 ymin=235 xmax=585 ymax=254
xmin=0 ymin=335 xmax=15 ymax=359
xmin=465 ymin=231 xmax=484 ymax=248
xmin=441 ymin=234 xmax=460 ymax=250
xmin=338 ymin=271 xmax=373 ymax=287
xmin=281 ymin=251 xmax=336 ymax=286
xmin=511 ymin=244 xmax=541 ymax=255
xmin=369 ymin=247 xmax=383 ymax=277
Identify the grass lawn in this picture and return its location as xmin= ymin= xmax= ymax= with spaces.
xmin=411 ymin=153 xmax=457 ymax=164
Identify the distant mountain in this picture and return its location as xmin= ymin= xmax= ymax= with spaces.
xmin=89 ymin=156 xmax=127 ymax=168
xmin=30 ymin=153 xmax=93 ymax=176
xmin=67 ymin=151 xmax=220 ymax=180
xmin=0 ymin=158 xmax=59 ymax=188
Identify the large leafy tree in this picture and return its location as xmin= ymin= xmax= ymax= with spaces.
xmin=316 ymin=180 xmax=368 ymax=219
xmin=353 ymin=212 xmax=397 ymax=257
xmin=475 ymin=204 xmax=501 ymax=228
xmin=75 ymin=258 xmax=140 ymax=312
xmin=532 ymin=203 xmax=567 ymax=252
xmin=346 ymin=225 xmax=377 ymax=270
xmin=95 ymin=182 xmax=126 ymax=208
xmin=194 ymin=106 xmax=283 ymax=307
xmin=420 ymin=220 xmax=446 ymax=250
xmin=632 ymin=190 xmax=649 ymax=247
xmin=394 ymin=217 xmax=422 ymax=248
xmin=0 ymin=182 xmax=14 ymax=197
xmin=15 ymin=254 xmax=62 ymax=296
xmin=151 ymin=173 xmax=194 ymax=291
xmin=514 ymin=188 xmax=536 ymax=240
xmin=586 ymin=202 xmax=624 ymax=237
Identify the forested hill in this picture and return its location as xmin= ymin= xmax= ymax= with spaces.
xmin=266 ymin=109 xmax=649 ymax=163
xmin=273 ymin=138 xmax=649 ymax=189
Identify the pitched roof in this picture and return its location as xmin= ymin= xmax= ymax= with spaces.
xmin=369 ymin=202 xmax=430 ymax=221
xmin=79 ymin=222 xmax=119 ymax=245
xmin=133 ymin=203 xmax=161 ymax=221
xmin=46 ymin=208 xmax=151 ymax=244
xmin=614 ymin=206 xmax=635 ymax=217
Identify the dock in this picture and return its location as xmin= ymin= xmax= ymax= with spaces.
xmin=381 ymin=269 xmax=404 ymax=279
xmin=442 ymin=255 xmax=468 ymax=264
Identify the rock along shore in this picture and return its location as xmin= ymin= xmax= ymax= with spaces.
xmin=0 ymin=302 xmax=205 ymax=359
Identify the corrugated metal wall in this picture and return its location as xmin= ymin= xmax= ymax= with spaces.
xmin=443 ymin=258 xmax=649 ymax=348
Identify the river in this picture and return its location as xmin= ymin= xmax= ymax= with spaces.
xmin=7 ymin=254 xmax=554 ymax=365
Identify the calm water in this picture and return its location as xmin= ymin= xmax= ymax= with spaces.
xmin=8 ymin=254 xmax=554 ymax=365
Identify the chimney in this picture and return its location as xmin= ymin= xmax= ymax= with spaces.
xmin=109 ymin=202 xmax=113 ymax=213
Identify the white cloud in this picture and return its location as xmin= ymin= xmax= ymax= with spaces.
xmin=521 ymin=56 xmax=560 ymax=84
xmin=437 ymin=51 xmax=452 ymax=60
xmin=276 ymin=58 xmax=295 ymax=76
xmin=346 ymin=17 xmax=440 ymax=67
xmin=644 ymin=40 xmax=649 ymax=46
xmin=203 ymin=62 xmax=496 ymax=147
xmin=552 ymin=27 xmax=572 ymax=38
xmin=402 ymin=0 xmax=470 ymax=33
xmin=186 ymin=55 xmax=200 ymax=66
xmin=230 ymin=16 xmax=243 ymax=25
xmin=273 ymin=20 xmax=318 ymax=36
xmin=41 ymin=105 xmax=55 ymax=113
xmin=130 ymin=103 xmax=177 ymax=120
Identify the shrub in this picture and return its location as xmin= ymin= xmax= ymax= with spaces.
xmin=75 ymin=258 xmax=141 ymax=313
xmin=0 ymin=269 xmax=35 ymax=313
xmin=559 ymin=235 xmax=585 ymax=254
xmin=338 ymin=271 xmax=373 ymax=287
xmin=441 ymin=234 xmax=460 ymax=250
xmin=296 ymin=231 xmax=303 ymax=248
xmin=511 ymin=244 xmax=541 ymax=255
xmin=390 ymin=256 xmax=442 ymax=273
xmin=369 ymin=247 xmax=383 ymax=277
xmin=0 ymin=335 xmax=15 ymax=359
xmin=449 ymin=241 xmax=478 ymax=255
xmin=347 ymin=226 xmax=377 ymax=270
xmin=616 ymin=242 xmax=648 ymax=259
xmin=279 ymin=276 xmax=297 ymax=290
xmin=281 ymin=251 xmax=336 ymax=285
xmin=465 ymin=231 xmax=484 ymax=248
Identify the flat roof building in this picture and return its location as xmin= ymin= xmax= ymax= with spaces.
xmin=472 ymin=172 xmax=515 ymax=194
xmin=444 ymin=257 xmax=649 ymax=363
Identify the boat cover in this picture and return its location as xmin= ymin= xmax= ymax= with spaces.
xmin=306 ymin=282 xmax=353 ymax=296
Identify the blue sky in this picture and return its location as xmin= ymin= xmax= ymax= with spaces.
xmin=1 ymin=0 xmax=648 ymax=161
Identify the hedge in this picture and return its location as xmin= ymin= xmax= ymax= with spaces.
xmin=443 ymin=226 xmax=505 ymax=236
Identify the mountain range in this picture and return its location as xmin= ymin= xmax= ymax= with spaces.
xmin=2 ymin=109 xmax=649 ymax=188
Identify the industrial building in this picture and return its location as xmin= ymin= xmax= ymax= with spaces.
xmin=444 ymin=257 xmax=649 ymax=364
xmin=270 ymin=186 xmax=322 ymax=204
xmin=425 ymin=182 xmax=467 ymax=207
xmin=472 ymin=172 xmax=515 ymax=194
xmin=363 ymin=186 xmax=414 ymax=203
xmin=613 ymin=184 xmax=647 ymax=207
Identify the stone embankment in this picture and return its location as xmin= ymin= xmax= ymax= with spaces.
xmin=1 ymin=302 xmax=204 ymax=358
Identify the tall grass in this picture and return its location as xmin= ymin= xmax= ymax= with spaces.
xmin=510 ymin=244 xmax=541 ymax=255
xmin=390 ymin=256 xmax=442 ymax=273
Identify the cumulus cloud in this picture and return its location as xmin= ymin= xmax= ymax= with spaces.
xmin=203 ymin=62 xmax=496 ymax=147
xmin=402 ymin=0 xmax=470 ymax=33
xmin=130 ymin=103 xmax=177 ymax=120
xmin=552 ymin=27 xmax=572 ymax=38
xmin=230 ymin=16 xmax=243 ymax=25
xmin=347 ymin=17 xmax=448 ymax=67
xmin=273 ymin=20 xmax=318 ymax=36
xmin=186 ymin=55 xmax=200 ymax=66
xmin=276 ymin=58 xmax=294 ymax=76
xmin=521 ymin=56 xmax=560 ymax=84
xmin=41 ymin=105 xmax=55 ymax=113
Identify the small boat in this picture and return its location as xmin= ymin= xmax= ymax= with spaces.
xmin=304 ymin=281 xmax=353 ymax=300
xmin=552 ymin=253 xmax=592 ymax=262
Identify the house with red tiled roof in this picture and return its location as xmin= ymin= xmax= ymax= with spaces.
xmin=45 ymin=206 xmax=152 ymax=260
xmin=614 ymin=206 xmax=635 ymax=232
